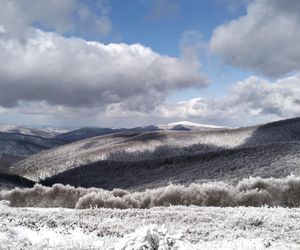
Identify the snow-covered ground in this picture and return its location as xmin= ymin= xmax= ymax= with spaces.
xmin=0 ymin=201 xmax=299 ymax=249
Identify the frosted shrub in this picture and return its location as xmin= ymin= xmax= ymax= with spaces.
xmin=75 ymin=191 xmax=139 ymax=209
xmin=0 ymin=184 xmax=99 ymax=208
xmin=200 ymin=183 xmax=234 ymax=207
xmin=281 ymin=178 xmax=300 ymax=207
xmin=236 ymin=190 xmax=273 ymax=207
xmin=112 ymin=188 xmax=129 ymax=197
xmin=2 ymin=176 xmax=300 ymax=209
xmin=151 ymin=184 xmax=188 ymax=207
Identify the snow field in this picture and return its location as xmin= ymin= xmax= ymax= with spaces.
xmin=0 ymin=202 xmax=299 ymax=249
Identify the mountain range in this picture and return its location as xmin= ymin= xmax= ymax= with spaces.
xmin=1 ymin=118 xmax=300 ymax=190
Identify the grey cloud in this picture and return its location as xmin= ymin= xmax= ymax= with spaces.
xmin=2 ymin=74 xmax=300 ymax=127
xmin=210 ymin=0 xmax=300 ymax=77
xmin=0 ymin=30 xmax=208 ymax=111
xmin=0 ymin=0 xmax=208 ymax=124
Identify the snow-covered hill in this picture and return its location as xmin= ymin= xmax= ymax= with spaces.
xmin=0 ymin=133 xmax=64 ymax=157
xmin=11 ymin=117 xmax=300 ymax=182
xmin=0 ymin=133 xmax=65 ymax=171
xmin=0 ymin=120 xmax=227 ymax=174
xmin=11 ymin=129 xmax=245 ymax=181
xmin=0 ymin=124 xmax=68 ymax=169
xmin=158 ymin=121 xmax=228 ymax=131
xmin=54 ymin=122 xmax=225 ymax=143
xmin=0 ymin=124 xmax=67 ymax=138
xmin=41 ymin=141 xmax=300 ymax=190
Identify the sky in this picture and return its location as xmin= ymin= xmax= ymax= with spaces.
xmin=0 ymin=0 xmax=300 ymax=128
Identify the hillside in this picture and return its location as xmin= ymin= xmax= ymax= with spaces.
xmin=0 ymin=124 xmax=66 ymax=138
xmin=53 ymin=122 xmax=224 ymax=143
xmin=0 ymin=173 xmax=35 ymax=190
xmin=0 ymin=124 xmax=68 ymax=170
xmin=11 ymin=117 xmax=300 ymax=182
xmin=0 ymin=133 xmax=65 ymax=172
xmin=41 ymin=141 xmax=300 ymax=190
xmin=11 ymin=129 xmax=240 ymax=181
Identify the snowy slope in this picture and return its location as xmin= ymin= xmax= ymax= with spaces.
xmin=11 ymin=117 xmax=300 ymax=182
xmin=0 ymin=133 xmax=65 ymax=172
xmin=54 ymin=122 xmax=225 ymax=143
xmin=54 ymin=127 xmax=119 ymax=143
xmin=12 ymin=129 xmax=249 ymax=181
xmin=54 ymin=126 xmax=159 ymax=143
xmin=0 ymin=133 xmax=64 ymax=156
xmin=158 ymin=121 xmax=228 ymax=131
xmin=0 ymin=124 xmax=67 ymax=138
xmin=41 ymin=141 xmax=300 ymax=189
xmin=0 ymin=125 xmax=67 ymax=169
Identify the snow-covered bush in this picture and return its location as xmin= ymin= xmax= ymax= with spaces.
xmin=1 ymin=176 xmax=300 ymax=209
xmin=0 ymin=184 xmax=98 ymax=208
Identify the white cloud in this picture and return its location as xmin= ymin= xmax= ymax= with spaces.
xmin=0 ymin=0 xmax=207 ymax=115
xmin=0 ymin=29 xmax=208 ymax=111
xmin=0 ymin=0 xmax=210 ymax=126
xmin=210 ymin=0 xmax=300 ymax=77
xmin=2 ymin=0 xmax=299 ymax=128
xmin=156 ymin=75 xmax=300 ymax=126
xmin=3 ymin=74 xmax=300 ymax=127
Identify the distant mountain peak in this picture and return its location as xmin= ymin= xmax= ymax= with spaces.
xmin=166 ymin=121 xmax=226 ymax=129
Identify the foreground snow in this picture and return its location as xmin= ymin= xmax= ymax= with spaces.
xmin=0 ymin=202 xmax=299 ymax=249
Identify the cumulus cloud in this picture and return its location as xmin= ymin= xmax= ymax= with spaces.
xmin=210 ymin=0 xmax=300 ymax=77
xmin=2 ymin=74 xmax=300 ymax=127
xmin=157 ymin=75 xmax=300 ymax=126
xmin=0 ymin=29 xmax=207 ymax=111
xmin=1 ymin=0 xmax=298 ymax=127
xmin=0 ymin=0 xmax=208 ymax=113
